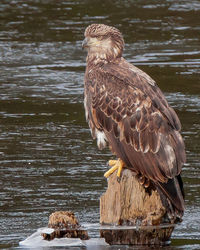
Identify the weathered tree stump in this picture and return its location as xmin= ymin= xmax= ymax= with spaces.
xmin=100 ymin=224 xmax=175 ymax=245
xmin=100 ymin=169 xmax=175 ymax=245
xmin=42 ymin=211 xmax=89 ymax=241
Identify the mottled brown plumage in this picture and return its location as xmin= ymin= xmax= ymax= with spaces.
xmin=82 ymin=24 xmax=185 ymax=217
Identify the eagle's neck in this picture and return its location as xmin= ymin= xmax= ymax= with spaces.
xmin=86 ymin=41 xmax=123 ymax=66
xmin=86 ymin=53 xmax=107 ymax=66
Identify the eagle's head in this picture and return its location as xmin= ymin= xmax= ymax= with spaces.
xmin=82 ymin=24 xmax=124 ymax=63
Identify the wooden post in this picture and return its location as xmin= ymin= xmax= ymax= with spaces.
xmin=100 ymin=169 xmax=175 ymax=245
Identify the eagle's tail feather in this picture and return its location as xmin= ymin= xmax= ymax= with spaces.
xmin=156 ymin=175 xmax=184 ymax=220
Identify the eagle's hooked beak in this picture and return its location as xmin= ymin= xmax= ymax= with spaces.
xmin=82 ymin=37 xmax=89 ymax=49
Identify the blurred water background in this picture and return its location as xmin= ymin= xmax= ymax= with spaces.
xmin=0 ymin=0 xmax=200 ymax=249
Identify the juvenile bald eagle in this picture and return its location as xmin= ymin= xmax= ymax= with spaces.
xmin=82 ymin=24 xmax=185 ymax=218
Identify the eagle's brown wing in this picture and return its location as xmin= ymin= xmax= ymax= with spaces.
xmin=84 ymin=60 xmax=185 ymax=212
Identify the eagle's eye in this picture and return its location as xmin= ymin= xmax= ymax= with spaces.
xmin=93 ymin=35 xmax=103 ymax=40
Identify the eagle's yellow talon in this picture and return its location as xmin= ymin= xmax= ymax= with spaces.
xmin=108 ymin=160 xmax=117 ymax=167
xmin=104 ymin=159 xmax=125 ymax=179
xmin=117 ymin=162 xmax=123 ymax=179
xmin=104 ymin=164 xmax=118 ymax=178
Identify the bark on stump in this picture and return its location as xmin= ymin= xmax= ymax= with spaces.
xmin=100 ymin=169 xmax=175 ymax=245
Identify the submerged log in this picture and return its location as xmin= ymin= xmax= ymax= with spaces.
xmin=42 ymin=211 xmax=89 ymax=241
xmin=100 ymin=169 xmax=175 ymax=245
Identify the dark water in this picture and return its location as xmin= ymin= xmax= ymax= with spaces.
xmin=0 ymin=0 xmax=200 ymax=249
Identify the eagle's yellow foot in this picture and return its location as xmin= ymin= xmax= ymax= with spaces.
xmin=104 ymin=159 xmax=125 ymax=182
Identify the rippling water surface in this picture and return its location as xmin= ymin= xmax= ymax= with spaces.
xmin=0 ymin=1 xmax=200 ymax=249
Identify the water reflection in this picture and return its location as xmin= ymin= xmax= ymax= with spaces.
xmin=0 ymin=0 xmax=200 ymax=249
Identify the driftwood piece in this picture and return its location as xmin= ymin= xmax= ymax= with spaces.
xmin=42 ymin=211 xmax=89 ymax=241
xmin=100 ymin=169 xmax=175 ymax=245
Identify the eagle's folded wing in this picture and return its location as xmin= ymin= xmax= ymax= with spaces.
xmin=85 ymin=65 xmax=185 ymax=184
